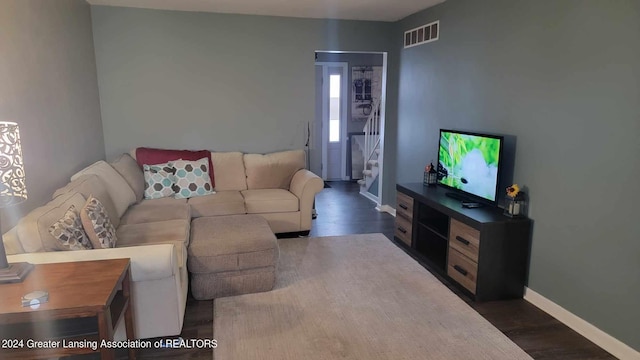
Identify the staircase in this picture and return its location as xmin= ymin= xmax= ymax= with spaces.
xmin=357 ymin=99 xmax=381 ymax=203
xmin=351 ymin=137 xmax=365 ymax=180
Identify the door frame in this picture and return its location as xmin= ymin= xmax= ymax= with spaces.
xmin=316 ymin=61 xmax=349 ymax=181
xmin=316 ymin=50 xmax=388 ymax=206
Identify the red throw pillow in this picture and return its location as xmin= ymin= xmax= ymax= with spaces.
xmin=135 ymin=147 xmax=215 ymax=189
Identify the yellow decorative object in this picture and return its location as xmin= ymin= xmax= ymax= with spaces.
xmin=504 ymin=183 xmax=527 ymax=217
xmin=506 ymin=184 xmax=520 ymax=198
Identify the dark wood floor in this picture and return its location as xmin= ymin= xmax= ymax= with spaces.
xmin=309 ymin=181 xmax=397 ymax=238
xmin=132 ymin=181 xmax=615 ymax=360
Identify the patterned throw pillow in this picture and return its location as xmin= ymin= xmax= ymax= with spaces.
xmin=143 ymin=162 xmax=176 ymax=199
xmin=169 ymin=158 xmax=214 ymax=199
xmin=48 ymin=205 xmax=93 ymax=251
xmin=80 ymin=195 xmax=117 ymax=249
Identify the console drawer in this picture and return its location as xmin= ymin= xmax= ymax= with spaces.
xmin=396 ymin=192 xmax=414 ymax=220
xmin=447 ymin=248 xmax=478 ymax=294
xmin=449 ymin=219 xmax=480 ymax=263
xmin=395 ymin=215 xmax=412 ymax=247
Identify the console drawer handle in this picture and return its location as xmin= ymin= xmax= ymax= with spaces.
xmin=454 ymin=265 xmax=468 ymax=276
xmin=398 ymin=227 xmax=407 ymax=234
xmin=399 ymin=204 xmax=408 ymax=210
xmin=455 ymin=236 xmax=470 ymax=246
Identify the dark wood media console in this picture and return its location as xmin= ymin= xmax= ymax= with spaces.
xmin=395 ymin=183 xmax=532 ymax=301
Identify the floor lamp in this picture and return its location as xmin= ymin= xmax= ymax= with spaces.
xmin=0 ymin=121 xmax=33 ymax=283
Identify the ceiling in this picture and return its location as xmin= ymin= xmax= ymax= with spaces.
xmin=86 ymin=0 xmax=445 ymax=22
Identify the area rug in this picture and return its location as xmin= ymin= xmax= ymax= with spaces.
xmin=213 ymin=234 xmax=532 ymax=360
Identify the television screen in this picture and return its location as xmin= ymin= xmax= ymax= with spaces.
xmin=438 ymin=130 xmax=503 ymax=202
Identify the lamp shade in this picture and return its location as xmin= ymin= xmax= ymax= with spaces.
xmin=0 ymin=122 xmax=27 ymax=208
xmin=0 ymin=121 xmax=32 ymax=283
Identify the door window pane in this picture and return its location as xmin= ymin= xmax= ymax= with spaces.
xmin=330 ymin=120 xmax=339 ymax=142
xmin=329 ymin=74 xmax=340 ymax=142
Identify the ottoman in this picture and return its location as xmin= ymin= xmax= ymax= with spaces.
xmin=188 ymin=215 xmax=279 ymax=300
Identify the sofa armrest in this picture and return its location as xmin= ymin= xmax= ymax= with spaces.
xmin=289 ymin=169 xmax=324 ymax=231
xmin=6 ymin=244 xmax=178 ymax=282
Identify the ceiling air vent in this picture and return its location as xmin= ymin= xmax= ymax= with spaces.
xmin=404 ymin=20 xmax=439 ymax=49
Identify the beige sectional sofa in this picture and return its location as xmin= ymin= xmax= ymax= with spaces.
xmin=2 ymin=149 xmax=323 ymax=340
xmin=172 ymin=150 xmax=322 ymax=234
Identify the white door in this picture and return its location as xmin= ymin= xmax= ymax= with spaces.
xmin=318 ymin=63 xmax=348 ymax=181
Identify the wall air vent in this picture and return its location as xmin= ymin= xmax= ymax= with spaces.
xmin=404 ymin=20 xmax=439 ymax=49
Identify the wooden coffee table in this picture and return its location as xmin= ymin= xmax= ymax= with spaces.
xmin=0 ymin=258 xmax=135 ymax=359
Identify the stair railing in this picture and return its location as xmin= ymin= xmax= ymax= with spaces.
xmin=363 ymin=99 xmax=381 ymax=166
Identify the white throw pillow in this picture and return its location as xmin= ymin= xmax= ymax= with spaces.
xmin=71 ymin=160 xmax=136 ymax=218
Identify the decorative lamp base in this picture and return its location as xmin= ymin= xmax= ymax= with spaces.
xmin=0 ymin=262 xmax=34 ymax=284
xmin=504 ymin=198 xmax=526 ymax=218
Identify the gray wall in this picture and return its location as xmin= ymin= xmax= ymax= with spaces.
xmin=91 ymin=6 xmax=393 ymax=161
xmin=383 ymin=42 xmax=401 ymax=206
xmin=394 ymin=0 xmax=639 ymax=350
xmin=0 ymin=0 xmax=105 ymax=228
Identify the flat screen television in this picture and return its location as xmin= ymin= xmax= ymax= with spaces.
xmin=437 ymin=129 xmax=504 ymax=204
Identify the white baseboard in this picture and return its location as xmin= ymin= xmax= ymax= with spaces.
xmin=524 ymin=287 xmax=639 ymax=360
xmin=376 ymin=204 xmax=396 ymax=217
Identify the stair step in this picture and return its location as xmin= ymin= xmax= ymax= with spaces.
xmin=368 ymin=160 xmax=378 ymax=167
xmin=375 ymin=148 xmax=380 ymax=155
xmin=357 ymin=179 xmax=366 ymax=186
xmin=363 ymin=169 xmax=373 ymax=177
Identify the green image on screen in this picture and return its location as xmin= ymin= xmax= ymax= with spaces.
xmin=438 ymin=132 xmax=501 ymax=201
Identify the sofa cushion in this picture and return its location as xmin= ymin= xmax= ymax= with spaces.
xmin=187 ymin=191 xmax=246 ymax=217
xmin=16 ymin=192 xmax=87 ymax=253
xmin=188 ymin=215 xmax=277 ymax=273
xmin=80 ymin=195 xmax=118 ymax=249
xmin=241 ymin=189 xmax=299 ymax=214
xmin=111 ymin=153 xmax=145 ymax=203
xmin=143 ymin=162 xmax=176 ymax=200
xmin=209 ymin=152 xmax=247 ymax=191
xmin=135 ymin=147 xmax=215 ymax=189
xmin=48 ymin=205 xmax=93 ymax=251
xmin=120 ymin=200 xmax=190 ymax=225
xmin=71 ymin=160 xmax=136 ymax=218
xmin=243 ymin=150 xmax=305 ymax=190
xmin=116 ymin=219 xmax=190 ymax=265
xmin=137 ymin=197 xmax=187 ymax=206
xmin=52 ymin=174 xmax=120 ymax=228
xmin=169 ymin=158 xmax=213 ymax=199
